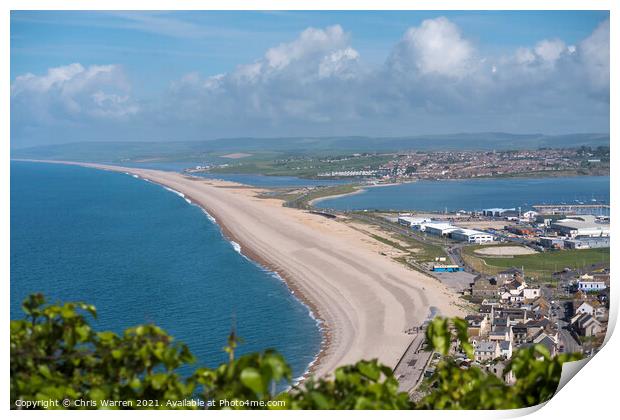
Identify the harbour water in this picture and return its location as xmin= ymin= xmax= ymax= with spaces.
xmin=109 ymin=161 xmax=348 ymax=188
xmin=316 ymin=176 xmax=610 ymax=213
xmin=10 ymin=161 xmax=322 ymax=379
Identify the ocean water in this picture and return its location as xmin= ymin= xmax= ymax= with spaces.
xmin=10 ymin=161 xmax=322 ymax=379
xmin=316 ymin=176 xmax=610 ymax=212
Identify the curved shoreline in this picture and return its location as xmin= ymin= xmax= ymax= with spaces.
xmin=137 ymin=177 xmax=327 ymax=381
xmin=308 ymin=182 xmax=414 ymax=207
xmin=16 ymin=159 xmax=465 ymax=378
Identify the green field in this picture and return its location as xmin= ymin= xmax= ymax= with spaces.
xmin=208 ymin=153 xmax=394 ymax=178
xmin=264 ymin=184 xmax=359 ymax=209
xmin=462 ymin=245 xmax=609 ymax=281
xmin=347 ymin=214 xmax=449 ymax=264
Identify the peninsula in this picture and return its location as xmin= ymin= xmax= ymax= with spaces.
xmin=27 ymin=160 xmax=464 ymax=377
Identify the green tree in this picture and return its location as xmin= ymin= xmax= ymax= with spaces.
xmin=417 ymin=317 xmax=582 ymax=409
xmin=11 ymin=293 xmax=195 ymax=409
xmin=11 ymin=294 xmax=581 ymax=410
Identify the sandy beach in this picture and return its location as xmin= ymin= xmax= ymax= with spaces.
xmin=25 ymin=160 xmax=464 ymax=377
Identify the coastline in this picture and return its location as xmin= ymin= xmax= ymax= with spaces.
xmin=308 ymin=181 xmax=417 ymax=207
xmin=158 ymin=182 xmax=329 ymax=381
xmin=15 ymin=159 xmax=465 ymax=378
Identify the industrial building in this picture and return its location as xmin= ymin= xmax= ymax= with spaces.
xmin=550 ymin=215 xmax=610 ymax=238
xmin=398 ymin=216 xmax=432 ymax=228
xmin=421 ymin=221 xmax=494 ymax=244
xmin=564 ymin=237 xmax=610 ymax=249
xmin=424 ymin=222 xmax=460 ymax=237
xmin=483 ymin=208 xmax=517 ymax=217
xmin=451 ymin=229 xmax=494 ymax=244
xmin=539 ymin=237 xmax=564 ymax=249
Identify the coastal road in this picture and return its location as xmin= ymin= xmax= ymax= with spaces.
xmin=393 ymin=332 xmax=433 ymax=393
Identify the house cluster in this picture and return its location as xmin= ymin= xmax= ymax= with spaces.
xmin=569 ymin=272 xmax=610 ymax=338
xmin=463 ymin=267 xmax=610 ymax=383
xmin=468 ymin=269 xmax=553 ymax=362
xmin=375 ymin=148 xmax=596 ymax=180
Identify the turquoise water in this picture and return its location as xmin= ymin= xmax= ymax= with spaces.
xmin=10 ymin=161 xmax=322 ymax=379
xmin=316 ymin=176 xmax=610 ymax=212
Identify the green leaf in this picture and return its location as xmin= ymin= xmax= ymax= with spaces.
xmin=240 ymin=367 xmax=265 ymax=396
xmin=150 ymin=373 xmax=168 ymax=390
xmin=357 ymin=361 xmax=380 ymax=381
xmin=38 ymin=365 xmax=52 ymax=379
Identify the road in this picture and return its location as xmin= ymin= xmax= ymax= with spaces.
xmin=393 ymin=332 xmax=433 ymax=393
xmin=556 ymin=302 xmax=582 ymax=354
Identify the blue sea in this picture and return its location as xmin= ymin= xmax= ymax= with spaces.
xmin=10 ymin=161 xmax=322 ymax=379
xmin=316 ymin=176 xmax=610 ymax=212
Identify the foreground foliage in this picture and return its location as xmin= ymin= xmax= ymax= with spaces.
xmin=11 ymin=294 xmax=581 ymax=410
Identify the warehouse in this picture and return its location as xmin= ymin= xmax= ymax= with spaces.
xmin=424 ymin=222 xmax=460 ymax=237
xmin=564 ymin=237 xmax=610 ymax=249
xmin=550 ymin=215 xmax=610 ymax=237
xmin=483 ymin=208 xmax=517 ymax=217
xmin=398 ymin=216 xmax=432 ymax=227
xmin=539 ymin=237 xmax=564 ymax=249
xmin=451 ymin=228 xmax=494 ymax=244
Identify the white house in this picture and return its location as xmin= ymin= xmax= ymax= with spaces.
xmin=523 ymin=288 xmax=541 ymax=300
xmin=578 ymin=276 xmax=607 ymax=292
xmin=574 ymin=301 xmax=607 ymax=320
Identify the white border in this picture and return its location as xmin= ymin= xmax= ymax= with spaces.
xmin=3 ymin=1 xmax=617 ymax=419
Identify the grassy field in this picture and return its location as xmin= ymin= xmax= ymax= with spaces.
xmin=462 ymin=245 xmax=609 ymax=281
xmin=208 ymin=153 xmax=394 ymax=178
xmin=347 ymin=214 xmax=449 ymax=264
xmin=280 ymin=184 xmax=360 ymax=209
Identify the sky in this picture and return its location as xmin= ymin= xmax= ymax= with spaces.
xmin=10 ymin=10 xmax=610 ymax=148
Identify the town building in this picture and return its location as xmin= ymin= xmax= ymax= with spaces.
xmin=564 ymin=237 xmax=610 ymax=249
xmin=397 ymin=216 xmax=432 ymax=227
xmin=424 ymin=222 xmax=460 ymax=237
xmin=571 ymin=313 xmax=604 ymax=337
xmin=550 ymin=215 xmax=610 ymax=238
xmin=483 ymin=208 xmax=517 ymax=217
xmin=474 ymin=341 xmax=500 ymax=362
xmin=451 ymin=228 xmax=494 ymax=244
xmin=471 ymin=276 xmax=499 ymax=299
xmin=578 ymin=274 xmax=609 ymax=292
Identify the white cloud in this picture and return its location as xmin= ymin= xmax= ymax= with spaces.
xmin=389 ymin=17 xmax=475 ymax=78
xmin=578 ymin=19 xmax=609 ymax=94
xmin=534 ymin=39 xmax=566 ymax=63
xmin=264 ymin=25 xmax=349 ymax=70
xmin=11 ymin=63 xmax=138 ymax=124
xmin=164 ymin=25 xmax=363 ymax=126
xmin=11 ymin=17 xmax=610 ymax=144
xmin=318 ymin=47 xmax=360 ymax=79
xmin=157 ymin=18 xmax=609 ymax=137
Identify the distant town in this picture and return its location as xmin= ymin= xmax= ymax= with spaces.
xmin=193 ymin=146 xmax=609 ymax=181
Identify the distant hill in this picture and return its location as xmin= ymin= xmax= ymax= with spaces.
xmin=11 ymin=132 xmax=609 ymax=163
